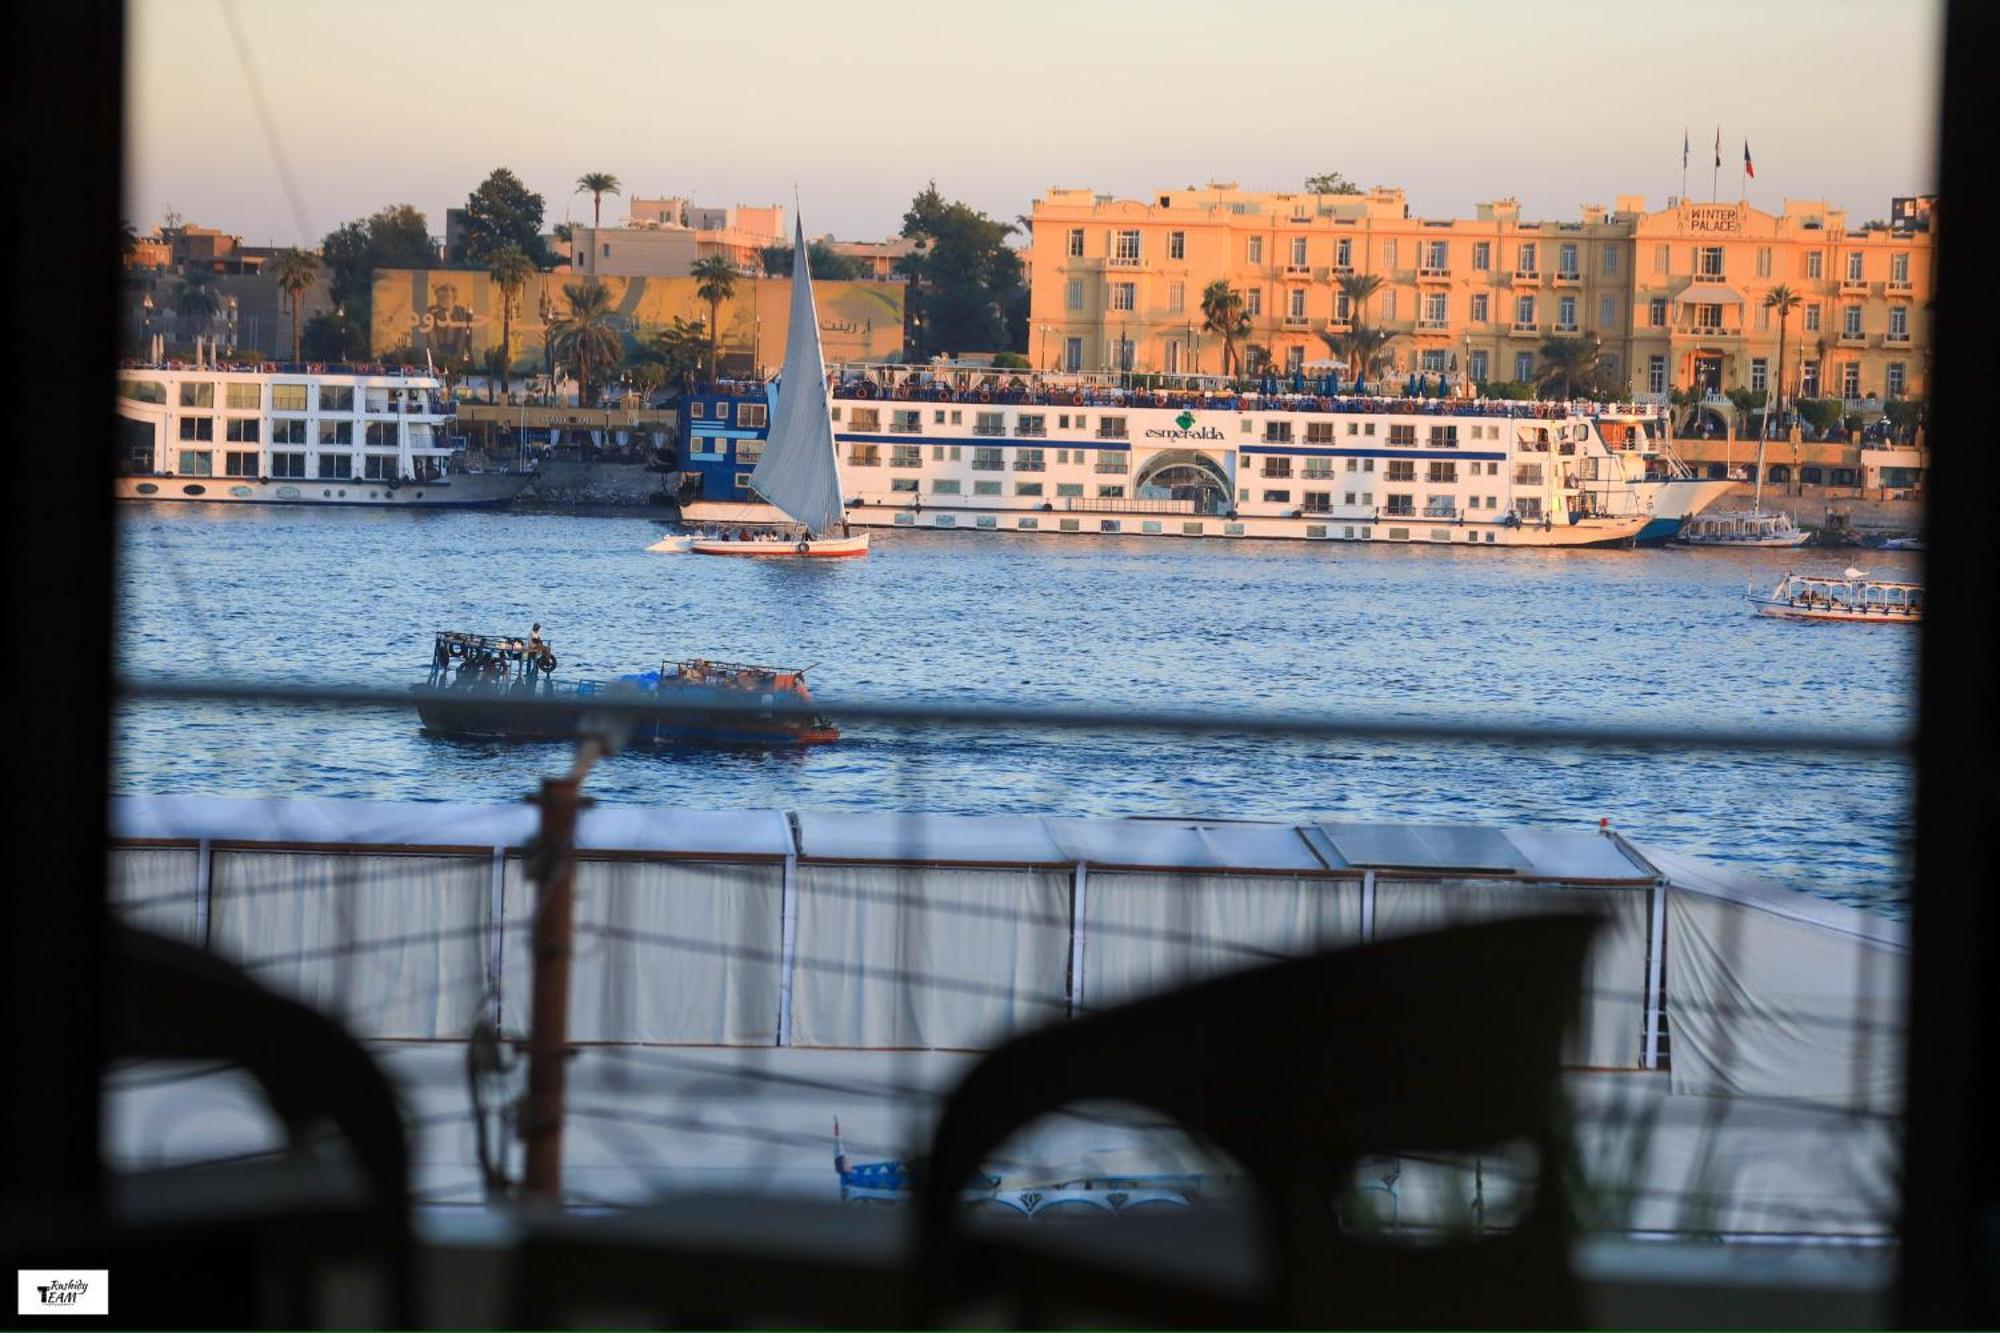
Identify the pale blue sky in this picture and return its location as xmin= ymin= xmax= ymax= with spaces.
xmin=127 ymin=0 xmax=1942 ymax=247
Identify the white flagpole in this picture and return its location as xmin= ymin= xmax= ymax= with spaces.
xmin=1711 ymin=125 xmax=1721 ymax=202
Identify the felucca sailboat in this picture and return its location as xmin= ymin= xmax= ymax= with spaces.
xmin=689 ymin=207 xmax=868 ymax=559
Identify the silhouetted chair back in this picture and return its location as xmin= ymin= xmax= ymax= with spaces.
xmin=916 ymin=914 xmax=1601 ymax=1327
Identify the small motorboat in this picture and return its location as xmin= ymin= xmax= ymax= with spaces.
xmin=1747 ymin=571 xmax=1922 ymax=623
xmin=1879 ymin=535 xmax=1925 ymax=552
xmin=645 ymin=533 xmax=694 ymax=554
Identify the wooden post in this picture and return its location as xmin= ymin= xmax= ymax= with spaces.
xmin=521 ymin=772 xmax=588 ymax=1201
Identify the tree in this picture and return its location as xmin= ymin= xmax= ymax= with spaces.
xmin=319 ymin=204 xmax=434 ymax=354
xmin=174 ymin=270 xmax=221 ymax=338
xmin=1321 ymin=325 xmax=1397 ymax=384
xmin=1667 ymin=385 xmax=1705 ymax=437
xmin=1304 ymin=172 xmax=1362 ymax=196
xmin=690 ymin=256 xmax=738 ymax=376
xmin=897 ymin=183 xmax=1027 ymax=358
xmin=300 ymin=308 xmax=368 ymax=361
xmin=268 ymin=248 xmax=320 ymax=360
xmin=1199 ymin=280 xmax=1250 ymax=376
xmin=487 ymin=245 xmax=536 ymax=396
xmin=575 ymin=172 xmax=621 ymax=230
xmin=1534 ymin=335 xmax=1605 ymax=401
xmin=549 ymin=279 xmax=621 ymax=404
xmin=759 ymin=239 xmax=866 ymax=281
xmin=452 ymin=168 xmax=548 ymax=266
xmin=1883 ymin=395 xmax=1925 ymax=444
xmin=1796 ymin=398 xmax=1846 ymax=441
xmin=636 ymin=317 xmax=710 ymax=397
xmin=1337 ymin=273 xmax=1384 ymax=326
xmin=1725 ymin=386 xmax=1769 ymax=437
xmin=1762 ymin=284 xmax=1802 ymax=425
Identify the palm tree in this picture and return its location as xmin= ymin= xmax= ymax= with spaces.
xmin=269 ymin=248 xmax=320 ymax=360
xmin=575 ymin=172 xmax=622 ymax=230
xmin=1763 ymin=284 xmax=1801 ymax=428
xmin=549 ymin=279 xmax=621 ymax=404
xmin=1534 ymin=335 xmax=1602 ymax=400
xmin=690 ymin=255 xmax=739 ymax=377
xmin=175 ymin=270 xmax=221 ymax=340
xmin=1337 ymin=273 xmax=1384 ymax=327
xmin=638 ymin=317 xmax=709 ymax=397
xmin=487 ymin=244 xmax=536 ymax=397
xmin=1199 ymin=280 xmax=1249 ymax=376
xmin=1321 ymin=325 xmax=1397 ymax=385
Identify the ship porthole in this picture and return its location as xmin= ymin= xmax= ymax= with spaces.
xmin=182 ymin=484 xmax=205 ymax=496
xmin=136 ymin=483 xmax=158 ymax=495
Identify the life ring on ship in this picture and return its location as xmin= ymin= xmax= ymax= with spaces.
xmin=447 ymin=641 xmax=464 ymax=657
xmin=539 ymin=651 xmax=557 ymax=673
xmin=977 ymin=390 xmax=991 ymax=402
xmin=796 ymin=540 xmax=811 ymax=554
xmin=1069 ymin=392 xmax=1084 ymax=405
xmin=852 ymin=383 xmax=872 ymax=399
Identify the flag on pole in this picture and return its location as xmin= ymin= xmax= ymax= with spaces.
xmin=1683 ymin=129 xmax=1689 ymax=169
xmin=1743 ymin=140 xmax=1756 ymax=178
xmin=1714 ymin=126 xmax=1722 ymax=168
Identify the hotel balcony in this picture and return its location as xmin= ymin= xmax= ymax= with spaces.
xmin=1096 ymin=426 xmax=1129 ymax=440
xmin=1011 ymin=460 xmax=1045 ymax=472
xmin=1511 ymin=269 xmax=1542 ymax=285
xmin=1418 ymin=266 xmax=1452 ymax=282
xmin=971 ymin=423 xmax=1008 ymax=437
xmin=889 ymin=457 xmax=923 ymax=470
xmin=1838 ymin=331 xmax=1868 ymax=347
xmin=1887 ymin=278 xmax=1915 ymax=294
xmin=1324 ymin=317 xmax=1353 ymax=333
xmin=1885 ymin=331 xmax=1912 ymax=345
xmin=1683 ymin=325 xmax=1735 ymax=337
xmin=1108 ymin=255 xmax=1143 ymax=268
xmin=970 ymin=459 xmax=1005 ymax=471
xmin=888 ymin=420 xmax=923 ymax=433
xmin=1840 ymin=278 xmax=1869 ymax=296
xmin=1282 ymin=315 xmax=1311 ymax=328
xmin=1284 ymin=263 xmax=1311 ymax=276
xmin=1094 ymin=461 xmax=1128 ymax=474
xmin=1552 ymin=271 xmax=1582 ymax=287
xmin=1509 ymin=321 xmax=1541 ymax=336
xmin=1013 ymin=424 xmax=1047 ymax=437
xmin=1554 ymin=323 xmax=1580 ymax=334
xmin=1416 ymin=318 xmax=1450 ymax=333
xmin=1332 ymin=263 xmax=1354 ymax=276
xmin=846 ymin=453 xmax=881 ymax=467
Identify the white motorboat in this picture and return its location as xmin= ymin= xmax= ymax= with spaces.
xmin=689 ymin=204 xmax=869 ymax=560
xmin=1675 ymin=418 xmax=1808 ymax=548
xmin=1748 ymin=569 xmax=1922 ymax=623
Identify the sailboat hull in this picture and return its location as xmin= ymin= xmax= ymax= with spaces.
xmin=689 ymin=534 xmax=870 ymax=559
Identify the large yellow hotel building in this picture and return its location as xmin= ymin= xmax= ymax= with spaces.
xmin=1027 ymin=184 xmax=1933 ymax=407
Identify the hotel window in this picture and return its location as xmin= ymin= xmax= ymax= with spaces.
xmin=1245 ymin=288 xmax=1262 ymax=316
xmin=1648 ymin=355 xmax=1666 ymax=394
xmin=1115 ymin=339 xmax=1135 ymax=372
xmin=317 ymin=421 xmax=353 ymax=446
xmin=1843 ymin=304 xmax=1863 ymax=336
xmin=1602 ymin=246 xmax=1619 ymax=276
xmin=1750 ymin=359 xmax=1768 ymax=393
xmin=1805 ymin=250 xmax=1824 ymax=279
xmin=224 ymin=418 xmax=258 ymax=443
xmin=272 ymin=383 xmax=308 ymax=412
xmin=1289 ymin=288 xmax=1308 ymax=319
xmin=1888 ymin=362 xmax=1907 ymax=396
xmin=317 ymin=454 xmax=352 ymax=480
xmin=1756 ymin=302 xmax=1770 ymax=331
xmin=1514 ymin=497 xmax=1543 ymax=520
xmin=1468 ymin=349 xmax=1489 ymax=381
xmin=1382 ymin=239 xmax=1398 ymax=269
xmin=1385 ymin=494 xmax=1415 ymax=516
xmin=1385 ymin=459 xmax=1416 ymax=482
xmin=1291 ymin=235 xmax=1308 ymax=267
xmin=1303 ymin=492 xmax=1331 ymax=513
xmin=223 ymin=451 xmax=258 ymax=477
xmin=1387 ymin=424 xmax=1416 ymax=447
xmin=1756 ymin=247 xmax=1772 ymax=277
xmin=1694 ymin=302 xmax=1722 ymax=327
xmin=1248 ymin=235 xmax=1264 ymax=264
xmin=271 ymin=418 xmax=306 ymax=445
xmin=1698 ymin=246 xmax=1724 ymax=277
xmin=1422 ymin=292 xmax=1447 ymax=324
xmin=891 ymin=445 xmax=923 ymax=468
xmin=1801 ymin=360 xmax=1821 ymax=396
xmin=270 ymin=452 xmax=305 ymax=478
xmin=1305 ymin=422 xmax=1334 ymax=445
xmin=1890 ymin=305 xmax=1908 ymax=338
xmin=1514 ymin=463 xmax=1544 ymax=486
xmin=1804 ymin=303 xmax=1822 ymax=332
xmin=931 ymin=478 xmax=961 ymax=495
xmin=891 ymin=477 xmax=918 ymax=493
xmin=849 ymin=408 xmax=880 ymax=432
xmin=1559 ymin=242 xmax=1578 ymax=275
xmin=1111 ymin=282 xmax=1136 ymax=311
xmin=1057 ymin=483 xmax=1084 ymax=497
xmin=1426 ymin=460 xmax=1458 ymax=483
xmin=178 ymin=381 xmax=215 ymax=408
xmin=1067 ymin=228 xmax=1084 ymax=257
xmin=225 ymin=382 xmax=260 ymax=410
xmin=714 ymin=403 xmax=733 ymax=421
xmin=1014 ymin=482 xmax=1043 ymax=497
xmin=363 ymin=421 xmax=395 ymax=446
xmin=1600 ymin=296 xmax=1617 ymax=328
xmin=1262 ymin=489 xmax=1291 ymax=503
xmin=1470 ymin=293 xmax=1489 ymax=322
xmin=1097 ymin=415 xmax=1129 ymax=438
xmin=1841 ymin=363 xmax=1861 ymax=397
xmin=177 ymin=417 xmax=213 ymax=441
xmin=1653 ymin=243 xmax=1670 ymax=274
xmin=1846 ymin=250 xmax=1865 ymax=282
xmin=1381 ymin=289 xmax=1397 ymax=320
xmin=1891 ymin=252 xmax=1910 ymax=283
xmin=1063 ymin=337 xmax=1083 ymax=372
xmin=175 ymin=450 xmax=213 ymax=475
xmin=1013 ymin=448 xmax=1046 ymax=472
xmin=1098 ymin=485 xmax=1127 ymax=499
xmin=1516 ymin=242 xmax=1536 ymax=274
xmin=318 ymin=386 xmax=354 ymax=412
xmin=1425 ymin=240 xmax=1448 ymax=270
xmin=1168 ymin=281 xmax=1185 ymax=313
xmin=973 ymin=480 xmax=1002 ymax=496
xmin=1557 ymin=296 xmax=1577 ymax=330
xmin=1515 ymin=295 xmax=1535 ymax=326
xmin=1336 ymin=237 xmax=1353 ymax=268
xmin=1516 ymin=352 xmax=1535 ymax=381
xmin=690 ymin=402 xmax=708 ymax=418
xmin=1335 ymin=292 xmax=1352 ymax=321
xmin=1472 ymin=241 xmax=1490 ymax=271
xmin=1115 ymin=230 xmax=1141 ymax=262
xmin=1422 ymin=350 xmax=1449 ymax=374
xmin=363 ymin=455 xmax=401 ymax=480
xmin=1169 ymin=230 xmax=1186 ymax=260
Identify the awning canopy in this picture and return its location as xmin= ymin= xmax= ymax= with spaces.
xmin=1675 ymin=282 xmax=1748 ymax=305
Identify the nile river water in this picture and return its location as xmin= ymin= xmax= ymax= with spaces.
xmin=113 ymin=506 xmax=1917 ymax=912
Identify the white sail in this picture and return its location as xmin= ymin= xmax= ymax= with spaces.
xmin=749 ymin=213 xmax=845 ymax=537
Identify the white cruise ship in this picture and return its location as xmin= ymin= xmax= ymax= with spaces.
xmin=114 ymin=355 xmax=532 ymax=507
xmin=678 ymin=366 xmax=1732 ymax=549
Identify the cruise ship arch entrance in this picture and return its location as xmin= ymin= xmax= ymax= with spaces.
xmin=1135 ymin=450 xmax=1232 ymax=515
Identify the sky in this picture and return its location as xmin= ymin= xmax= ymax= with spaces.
xmin=126 ymin=0 xmax=1942 ymax=249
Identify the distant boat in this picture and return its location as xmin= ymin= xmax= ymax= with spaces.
xmin=1675 ymin=422 xmax=1810 ymax=548
xmin=1748 ymin=571 xmax=1922 ymax=623
xmin=1880 ymin=535 xmax=1925 ymax=551
xmin=689 ymin=205 xmax=868 ymax=559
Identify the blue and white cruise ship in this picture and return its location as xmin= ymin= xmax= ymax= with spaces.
xmin=678 ymin=365 xmax=1730 ymax=548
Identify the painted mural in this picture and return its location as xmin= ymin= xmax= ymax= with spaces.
xmin=371 ymin=269 xmax=905 ymax=371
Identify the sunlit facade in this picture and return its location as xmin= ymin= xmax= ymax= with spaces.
xmin=1028 ymin=185 xmax=1934 ymax=405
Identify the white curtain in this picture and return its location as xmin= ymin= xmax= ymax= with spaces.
xmin=1082 ymin=873 xmax=1363 ymax=1010
xmin=108 ymin=847 xmax=203 ymax=943
xmin=791 ymin=864 xmax=1069 ymax=1049
xmin=209 ymin=850 xmax=490 ymax=1039
xmin=498 ymin=858 xmax=783 ymax=1045
xmin=1374 ymin=879 xmax=1651 ymax=1069
xmin=1666 ymin=888 xmax=1904 ymax=1109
